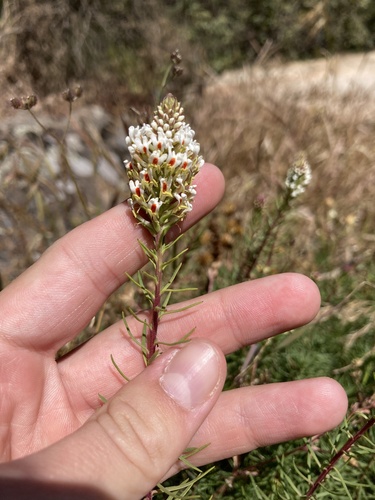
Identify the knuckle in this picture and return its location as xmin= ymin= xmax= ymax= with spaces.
xmin=95 ymin=396 xmax=171 ymax=482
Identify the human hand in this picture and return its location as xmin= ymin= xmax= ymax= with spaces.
xmin=0 ymin=164 xmax=347 ymax=499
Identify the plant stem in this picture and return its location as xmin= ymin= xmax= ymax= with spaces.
xmin=144 ymin=233 xmax=165 ymax=500
xmin=156 ymin=62 xmax=173 ymax=105
xmin=305 ymin=417 xmax=375 ymax=498
xmin=28 ymin=106 xmax=90 ymax=219
xmin=242 ymin=194 xmax=290 ymax=279
xmin=146 ymin=232 xmax=164 ymax=363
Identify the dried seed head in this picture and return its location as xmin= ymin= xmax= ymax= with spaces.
xmin=9 ymin=97 xmax=22 ymax=109
xmin=62 ymin=85 xmax=83 ymax=102
xmin=171 ymin=49 xmax=182 ymax=65
xmin=10 ymin=94 xmax=38 ymax=110
xmin=172 ymin=66 xmax=184 ymax=78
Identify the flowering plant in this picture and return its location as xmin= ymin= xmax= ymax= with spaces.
xmin=285 ymin=153 xmax=312 ymax=199
xmin=122 ymin=95 xmax=204 ymax=366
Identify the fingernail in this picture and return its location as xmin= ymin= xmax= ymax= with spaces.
xmin=160 ymin=342 xmax=220 ymax=410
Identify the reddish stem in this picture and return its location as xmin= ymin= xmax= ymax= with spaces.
xmin=146 ymin=232 xmax=163 ymax=363
xmin=306 ymin=417 xmax=375 ymax=498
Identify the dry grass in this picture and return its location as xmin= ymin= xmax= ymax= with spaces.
xmin=189 ymin=58 xmax=375 ymax=281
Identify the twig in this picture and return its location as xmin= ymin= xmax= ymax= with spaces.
xmin=305 ymin=417 xmax=375 ymax=498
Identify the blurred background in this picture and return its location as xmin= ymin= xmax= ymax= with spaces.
xmin=0 ymin=1 xmax=374 ymax=498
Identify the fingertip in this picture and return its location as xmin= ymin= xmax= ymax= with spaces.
xmin=284 ymin=273 xmax=321 ymax=322
xmin=160 ymin=340 xmax=226 ymax=411
xmin=194 ymin=163 xmax=225 ymax=208
xmin=310 ymin=377 xmax=348 ymax=429
xmin=243 ymin=273 xmax=322 ymax=337
xmin=171 ymin=163 xmax=225 ymax=237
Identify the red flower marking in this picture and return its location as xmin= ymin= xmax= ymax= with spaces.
xmin=182 ymin=161 xmax=188 ymax=169
xmin=144 ymin=173 xmax=150 ymax=182
xmin=143 ymin=146 xmax=147 ymax=154
xmin=162 ymin=181 xmax=168 ymax=192
xmin=128 ymin=162 xmax=133 ymax=170
xmin=135 ymin=187 xmax=141 ymax=196
xmin=169 ymin=158 xmax=176 ymax=166
xmin=157 ymin=142 xmax=162 ymax=150
xmin=151 ymin=203 xmax=157 ymax=213
xmin=152 ymin=157 xmax=159 ymax=165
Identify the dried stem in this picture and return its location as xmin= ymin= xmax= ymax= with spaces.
xmin=27 ymin=103 xmax=90 ymax=219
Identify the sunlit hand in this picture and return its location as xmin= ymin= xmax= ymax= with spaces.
xmin=0 ymin=165 xmax=347 ymax=499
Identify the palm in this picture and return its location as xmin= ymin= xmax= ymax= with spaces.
xmin=1 ymin=352 xmax=77 ymax=459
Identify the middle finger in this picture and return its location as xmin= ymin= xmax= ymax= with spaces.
xmin=59 ymin=273 xmax=320 ymax=413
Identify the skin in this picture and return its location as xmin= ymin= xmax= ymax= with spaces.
xmin=0 ymin=164 xmax=348 ymax=499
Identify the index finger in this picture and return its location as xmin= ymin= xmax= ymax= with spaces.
xmin=0 ymin=164 xmax=225 ymax=353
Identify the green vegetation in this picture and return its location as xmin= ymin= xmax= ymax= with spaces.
xmin=1 ymin=0 xmax=374 ymax=498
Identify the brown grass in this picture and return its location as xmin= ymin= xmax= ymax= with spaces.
xmin=189 ymin=59 xmax=375 ymax=279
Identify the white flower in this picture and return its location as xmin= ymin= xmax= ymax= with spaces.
xmin=125 ymin=94 xmax=204 ymax=235
xmin=285 ymin=155 xmax=312 ymax=198
xmin=129 ymin=180 xmax=143 ymax=197
xmin=148 ymin=197 xmax=162 ymax=213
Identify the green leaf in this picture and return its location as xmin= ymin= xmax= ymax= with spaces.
xmin=126 ymin=307 xmax=151 ymax=328
xmin=125 ymin=273 xmax=155 ymax=302
xmin=110 ymin=354 xmax=130 ymax=382
xmin=162 ymin=247 xmax=189 ymax=269
xmin=157 ymin=328 xmax=195 ymax=346
xmin=137 ymin=270 xmax=146 ymax=289
xmin=98 ymin=394 xmax=107 ymax=403
xmin=181 ymin=443 xmax=210 ymax=458
xmin=125 ymin=272 xmax=143 ymax=290
xmin=160 ymin=301 xmax=203 ymax=316
xmin=162 ymin=232 xmax=185 ymax=253
xmin=142 ymin=270 xmax=157 ymax=283
xmin=141 ymin=321 xmax=150 ymax=365
xmin=178 ymin=443 xmax=210 ymax=472
xmin=122 ymin=311 xmax=142 ymax=348
xmin=161 ymin=262 xmax=183 ymax=294
xmin=161 ymin=290 xmax=172 ymax=310
xmin=156 ymin=466 xmax=215 ymax=498
xmin=138 ymin=238 xmax=157 ymax=261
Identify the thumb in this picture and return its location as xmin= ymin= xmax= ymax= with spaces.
xmin=0 ymin=340 xmax=226 ymax=499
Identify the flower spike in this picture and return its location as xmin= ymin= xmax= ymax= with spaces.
xmin=125 ymin=94 xmax=204 ymax=236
